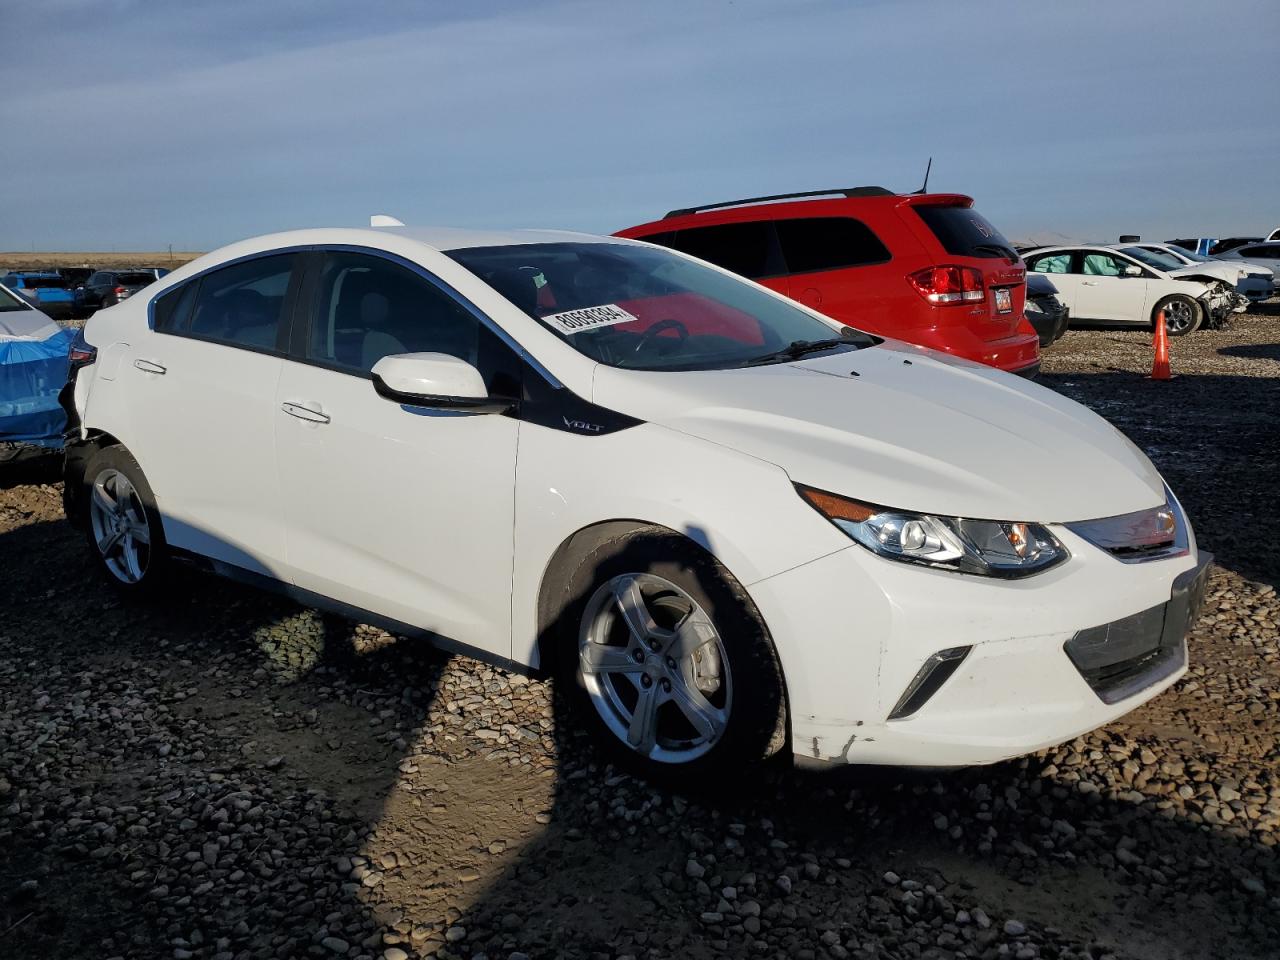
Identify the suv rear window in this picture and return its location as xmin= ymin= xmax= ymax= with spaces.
xmin=913 ymin=205 xmax=1017 ymax=259
xmin=22 ymin=277 xmax=68 ymax=289
xmin=776 ymin=217 xmax=890 ymax=273
xmin=116 ymin=272 xmax=156 ymax=287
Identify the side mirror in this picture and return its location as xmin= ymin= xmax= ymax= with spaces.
xmin=370 ymin=353 xmax=516 ymax=414
xmin=1122 ymin=265 xmax=1142 ymax=277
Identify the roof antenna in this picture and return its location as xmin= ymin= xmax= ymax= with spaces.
xmin=370 ymin=214 xmax=405 ymax=227
xmin=916 ymin=157 xmax=933 ymax=195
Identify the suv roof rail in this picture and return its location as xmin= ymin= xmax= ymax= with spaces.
xmin=664 ymin=186 xmax=895 ymax=219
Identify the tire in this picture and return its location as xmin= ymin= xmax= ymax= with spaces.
xmin=553 ymin=529 xmax=788 ymax=783
xmin=1153 ymin=294 xmax=1201 ymax=337
xmin=82 ymin=444 xmax=169 ymax=594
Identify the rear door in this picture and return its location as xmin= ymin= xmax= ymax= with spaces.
xmin=1073 ymin=251 xmax=1151 ymax=324
xmin=124 ymin=252 xmax=301 ymax=576
xmin=907 ymin=202 xmax=1026 ymax=341
xmin=773 ymin=216 xmax=893 ymax=325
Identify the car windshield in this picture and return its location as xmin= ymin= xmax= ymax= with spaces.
xmin=0 ymin=285 xmax=31 ymax=312
xmin=1120 ymin=247 xmax=1182 ymax=272
xmin=447 ymin=241 xmax=876 ymax=371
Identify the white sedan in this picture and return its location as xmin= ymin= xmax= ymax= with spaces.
xmin=1023 ymin=244 xmax=1241 ymax=336
xmin=1119 ymin=242 xmax=1274 ymax=304
xmin=62 ymin=225 xmax=1210 ymax=778
xmin=1214 ymin=241 xmax=1280 ymax=283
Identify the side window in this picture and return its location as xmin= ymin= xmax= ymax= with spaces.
xmin=775 ymin=217 xmax=891 ymax=273
xmin=665 ymin=222 xmax=777 ymax=279
xmin=187 ymin=253 xmax=297 ymax=351
xmin=307 ymin=252 xmax=482 ymax=374
xmin=87 ymin=272 xmax=106 ymax=286
xmin=1028 ymin=253 xmax=1072 ymax=274
xmin=152 ymin=281 xmax=199 ymax=332
xmin=1082 ymin=253 xmax=1123 ymax=277
xmin=1239 ymin=246 xmax=1276 ymax=258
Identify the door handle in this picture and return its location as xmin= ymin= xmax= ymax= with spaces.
xmin=281 ymin=401 xmax=331 ymax=424
xmin=133 ymin=358 xmax=167 ymax=374
xmin=1081 ymin=281 xmax=1098 ymax=286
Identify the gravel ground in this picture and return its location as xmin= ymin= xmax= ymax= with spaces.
xmin=2 ymin=306 xmax=1278 ymax=960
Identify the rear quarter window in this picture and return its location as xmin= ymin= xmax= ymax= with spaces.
xmin=913 ymin=205 xmax=1016 ymax=259
xmin=775 ymin=217 xmax=890 ymax=273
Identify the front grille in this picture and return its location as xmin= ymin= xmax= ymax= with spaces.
xmin=1064 ymin=556 xmax=1209 ymax=704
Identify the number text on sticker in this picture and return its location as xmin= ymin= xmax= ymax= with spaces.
xmin=542 ymin=303 xmax=639 ymax=336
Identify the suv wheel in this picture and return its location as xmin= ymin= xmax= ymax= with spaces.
xmin=556 ymin=531 xmax=787 ymax=781
xmin=84 ymin=445 xmax=168 ymax=592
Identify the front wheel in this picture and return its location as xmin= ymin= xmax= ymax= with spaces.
xmin=83 ymin=445 xmax=169 ymax=593
xmin=555 ymin=531 xmax=787 ymax=782
xmin=1153 ymin=295 xmax=1201 ymax=337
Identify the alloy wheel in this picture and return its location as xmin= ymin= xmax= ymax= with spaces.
xmin=88 ymin=468 xmax=151 ymax=584
xmin=578 ymin=573 xmax=732 ymax=763
xmin=1164 ymin=299 xmax=1195 ymax=335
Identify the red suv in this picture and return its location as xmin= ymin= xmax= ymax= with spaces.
xmin=615 ymin=187 xmax=1040 ymax=376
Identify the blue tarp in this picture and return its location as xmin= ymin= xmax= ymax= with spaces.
xmin=0 ymin=325 xmax=75 ymax=446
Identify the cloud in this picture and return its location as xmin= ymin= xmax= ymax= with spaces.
xmin=2 ymin=0 xmax=1277 ymax=249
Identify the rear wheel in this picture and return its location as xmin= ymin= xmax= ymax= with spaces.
xmin=1153 ymin=294 xmax=1200 ymax=337
xmin=83 ymin=445 xmax=168 ymax=593
xmin=555 ymin=530 xmax=787 ymax=782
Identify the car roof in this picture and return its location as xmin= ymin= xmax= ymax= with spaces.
xmin=619 ymin=189 xmax=975 ymax=235
xmin=379 ymin=225 xmax=619 ymax=251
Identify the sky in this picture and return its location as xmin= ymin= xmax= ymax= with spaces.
xmin=2 ymin=0 xmax=1277 ymax=252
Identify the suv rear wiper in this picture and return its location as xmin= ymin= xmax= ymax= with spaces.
xmin=744 ymin=332 xmax=872 ymax=366
xmin=972 ymin=243 xmax=1020 ymax=262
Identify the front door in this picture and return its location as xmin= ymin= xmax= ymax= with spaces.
xmin=274 ymin=250 xmax=522 ymax=660
xmin=1073 ymin=251 xmax=1151 ymax=324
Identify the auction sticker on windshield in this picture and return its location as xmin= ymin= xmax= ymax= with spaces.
xmin=542 ymin=303 xmax=639 ymax=335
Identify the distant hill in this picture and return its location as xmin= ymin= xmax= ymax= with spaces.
xmin=0 ymin=252 xmax=203 ymax=271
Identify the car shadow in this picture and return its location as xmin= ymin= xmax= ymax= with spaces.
xmin=1 ymin=506 xmax=1278 ymax=960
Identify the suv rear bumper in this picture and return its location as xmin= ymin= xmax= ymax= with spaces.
xmin=909 ymin=326 xmax=1041 ymax=375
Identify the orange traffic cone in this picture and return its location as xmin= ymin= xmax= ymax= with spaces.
xmin=1150 ymin=309 xmax=1171 ymax=380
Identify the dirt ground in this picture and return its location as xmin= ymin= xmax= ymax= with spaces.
xmin=1 ymin=307 xmax=1278 ymax=960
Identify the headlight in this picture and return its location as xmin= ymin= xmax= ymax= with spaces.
xmin=797 ymin=485 xmax=1068 ymax=578
xmin=1024 ymin=298 xmax=1044 ymax=314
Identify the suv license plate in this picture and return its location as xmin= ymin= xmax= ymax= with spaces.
xmin=994 ymin=287 xmax=1012 ymax=313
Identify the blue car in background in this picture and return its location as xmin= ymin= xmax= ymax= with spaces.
xmin=2 ymin=271 xmax=76 ymax=321
xmin=0 ymin=281 xmax=75 ymax=463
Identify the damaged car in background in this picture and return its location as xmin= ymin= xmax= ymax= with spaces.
xmin=1022 ymin=244 xmax=1246 ymax=336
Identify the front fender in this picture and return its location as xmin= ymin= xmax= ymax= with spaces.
xmin=509 ymin=421 xmax=850 ymax=668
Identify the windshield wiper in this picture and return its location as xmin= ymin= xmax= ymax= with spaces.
xmin=744 ymin=333 xmax=870 ymax=366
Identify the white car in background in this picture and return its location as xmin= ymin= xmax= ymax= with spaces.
xmin=1119 ymin=242 xmax=1274 ymax=304
xmin=1214 ymin=241 xmax=1280 ymax=284
xmin=1023 ymin=244 xmax=1242 ymax=336
xmin=62 ymin=225 xmax=1209 ymax=779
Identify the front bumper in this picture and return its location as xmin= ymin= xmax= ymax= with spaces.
xmin=1026 ymin=301 xmax=1069 ymax=347
xmin=747 ymin=517 xmax=1207 ymax=767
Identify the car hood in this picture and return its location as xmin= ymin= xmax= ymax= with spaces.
xmin=1167 ymin=262 xmax=1241 ymax=284
xmin=590 ymin=343 xmax=1165 ymax=523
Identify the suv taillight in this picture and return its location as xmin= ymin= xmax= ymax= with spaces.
xmin=114 ymin=285 xmax=130 ymax=299
xmin=68 ymin=329 xmax=97 ymax=371
xmin=907 ymin=266 xmax=986 ymax=305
